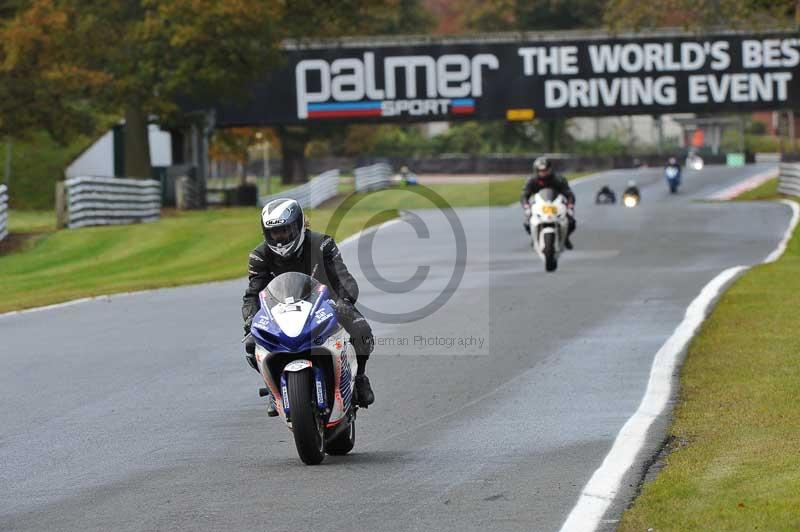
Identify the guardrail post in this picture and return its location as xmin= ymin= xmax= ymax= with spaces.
xmin=0 ymin=184 xmax=8 ymax=242
xmin=55 ymin=181 xmax=67 ymax=229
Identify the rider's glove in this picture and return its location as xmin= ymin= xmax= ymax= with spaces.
xmin=244 ymin=334 xmax=256 ymax=355
xmin=243 ymin=315 xmax=253 ymax=335
xmin=333 ymin=298 xmax=355 ymax=320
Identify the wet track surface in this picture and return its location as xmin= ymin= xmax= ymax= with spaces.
xmin=0 ymin=165 xmax=793 ymax=531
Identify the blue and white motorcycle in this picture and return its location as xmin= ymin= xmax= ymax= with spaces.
xmin=665 ymin=165 xmax=681 ymax=194
xmin=250 ymin=272 xmax=358 ymax=465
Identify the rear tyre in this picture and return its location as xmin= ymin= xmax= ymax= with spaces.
xmin=326 ymin=419 xmax=356 ymax=455
xmin=544 ymin=232 xmax=557 ymax=272
xmin=287 ymin=370 xmax=325 ymax=465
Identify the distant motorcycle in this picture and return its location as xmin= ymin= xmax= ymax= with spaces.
xmin=529 ymin=188 xmax=570 ymax=272
xmin=686 ymin=152 xmax=704 ymax=171
xmin=665 ymin=165 xmax=681 ymax=194
xmin=250 ymin=272 xmax=359 ymax=465
xmin=595 ymin=186 xmax=616 ymax=204
xmin=623 ymin=181 xmax=641 ymax=208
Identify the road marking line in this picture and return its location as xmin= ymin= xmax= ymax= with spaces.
xmin=337 ymin=217 xmax=404 ymax=248
xmin=559 ymin=197 xmax=798 ymax=532
xmin=765 ymin=199 xmax=799 ymax=263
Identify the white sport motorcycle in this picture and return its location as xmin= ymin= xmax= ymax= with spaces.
xmin=250 ymin=272 xmax=359 ymax=465
xmin=528 ymin=188 xmax=570 ymax=272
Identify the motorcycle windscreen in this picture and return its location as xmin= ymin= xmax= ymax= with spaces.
xmin=537 ymin=188 xmax=557 ymax=202
xmin=265 ymin=271 xmax=324 ymax=308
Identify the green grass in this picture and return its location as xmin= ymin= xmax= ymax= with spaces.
xmin=733 ymin=177 xmax=781 ymax=201
xmin=0 ymin=180 xmax=525 ymax=313
xmin=619 ymin=199 xmax=800 ymax=531
xmin=7 ymin=210 xmax=56 ymax=232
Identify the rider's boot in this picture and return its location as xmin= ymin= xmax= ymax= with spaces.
xmin=266 ymin=393 xmax=279 ymax=417
xmin=258 ymin=387 xmax=279 ymax=417
xmin=564 ymin=236 xmax=573 ymax=250
xmin=354 ymin=374 xmax=375 ymax=407
xmin=351 ymin=334 xmax=375 ymax=407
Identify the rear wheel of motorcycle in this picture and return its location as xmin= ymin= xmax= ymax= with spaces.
xmin=544 ymin=232 xmax=557 ymax=272
xmin=326 ymin=419 xmax=356 ymax=455
xmin=287 ymin=370 xmax=325 ymax=465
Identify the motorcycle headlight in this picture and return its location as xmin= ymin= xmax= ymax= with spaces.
xmin=624 ymin=196 xmax=638 ymax=208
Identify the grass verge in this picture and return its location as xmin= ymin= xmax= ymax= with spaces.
xmin=732 ymin=177 xmax=781 ymax=201
xmin=619 ymin=199 xmax=800 ymax=531
xmin=0 ymin=179 xmax=526 ymax=313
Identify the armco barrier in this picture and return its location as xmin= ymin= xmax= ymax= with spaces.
xmin=755 ymin=152 xmax=782 ymax=163
xmin=778 ymin=163 xmax=800 ymax=197
xmin=354 ymin=163 xmax=393 ymax=192
xmin=0 ymin=184 xmax=8 ymax=241
xmin=65 ymin=176 xmax=161 ymax=229
xmin=259 ymin=169 xmax=339 ymax=208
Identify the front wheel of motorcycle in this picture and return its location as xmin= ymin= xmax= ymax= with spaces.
xmin=287 ymin=370 xmax=325 ymax=465
xmin=326 ymin=419 xmax=356 ymax=455
xmin=544 ymin=232 xmax=558 ymax=272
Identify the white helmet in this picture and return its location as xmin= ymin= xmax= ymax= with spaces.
xmin=261 ymin=198 xmax=305 ymax=258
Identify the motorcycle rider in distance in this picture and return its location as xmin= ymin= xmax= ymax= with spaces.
xmin=242 ymin=198 xmax=375 ymax=416
xmin=595 ymin=185 xmax=616 ymax=204
xmin=666 ymin=156 xmax=682 ymax=178
xmin=521 ymin=157 xmax=576 ymax=249
xmin=623 ymin=180 xmax=641 ymax=199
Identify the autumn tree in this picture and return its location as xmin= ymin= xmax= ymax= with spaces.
xmin=2 ymin=0 xmax=282 ymax=178
xmin=0 ymin=0 xmax=108 ymax=143
xmin=460 ymin=0 xmax=603 ymax=33
xmin=603 ymin=0 xmax=798 ymax=31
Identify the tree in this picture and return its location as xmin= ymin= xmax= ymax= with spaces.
xmin=2 ymin=0 xmax=283 ymax=178
xmin=0 ymin=0 xmax=108 ymax=143
xmin=603 ymin=0 xmax=798 ymax=30
xmin=461 ymin=0 xmax=603 ymax=32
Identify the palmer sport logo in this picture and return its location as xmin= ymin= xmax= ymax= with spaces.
xmin=295 ymin=52 xmax=499 ymax=119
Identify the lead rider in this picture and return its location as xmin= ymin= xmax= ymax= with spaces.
xmin=242 ymin=198 xmax=375 ymax=415
xmin=521 ymin=156 xmax=577 ymax=249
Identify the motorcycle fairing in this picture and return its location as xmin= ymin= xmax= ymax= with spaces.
xmin=251 ymin=278 xmax=356 ymax=427
xmin=251 ymin=283 xmax=340 ymax=354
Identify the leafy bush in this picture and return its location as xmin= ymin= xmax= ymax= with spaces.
xmin=5 ymin=132 xmax=92 ymax=210
xmin=571 ymin=136 xmax=628 ymax=155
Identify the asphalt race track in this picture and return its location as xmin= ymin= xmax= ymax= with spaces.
xmin=1 ymin=164 xmax=794 ymax=532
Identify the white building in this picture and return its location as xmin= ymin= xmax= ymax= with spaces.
xmin=65 ymin=124 xmax=172 ymax=179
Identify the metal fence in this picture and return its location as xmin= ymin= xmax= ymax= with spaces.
xmin=259 ymin=169 xmax=340 ymax=208
xmin=778 ymin=163 xmax=800 ymax=197
xmin=354 ymin=163 xmax=393 ymax=192
xmin=0 ymin=184 xmax=8 ymax=242
xmin=65 ymin=176 xmax=161 ymax=229
xmin=176 ymin=177 xmax=204 ymax=210
xmin=755 ymin=152 xmax=782 ymax=164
